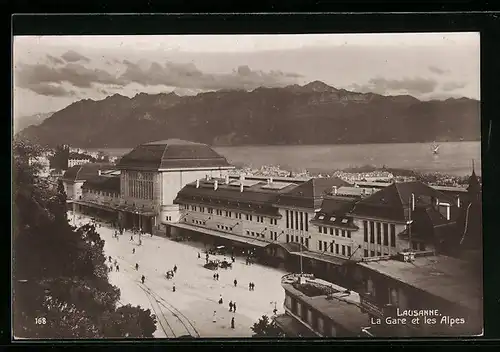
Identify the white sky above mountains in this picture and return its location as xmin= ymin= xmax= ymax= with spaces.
xmin=13 ymin=33 xmax=480 ymax=117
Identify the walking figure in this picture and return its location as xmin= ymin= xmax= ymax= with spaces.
xmin=141 ymin=275 xmax=145 ymax=284
xmin=233 ymin=302 xmax=237 ymax=313
xmin=116 ymin=265 xmax=119 ymax=272
xmin=231 ymin=256 xmax=235 ymax=263
xmin=212 ymin=311 xmax=217 ymax=323
xmin=229 ymin=301 xmax=233 ymax=312
xmin=109 ymin=256 xmax=112 ymax=263
xmin=273 ymin=308 xmax=278 ymax=315
xmin=132 ymin=248 xmax=135 ymax=254
xmin=173 ymin=265 xmax=177 ymax=273
xmin=248 ymin=282 xmax=252 ymax=291
xmin=234 ymin=279 xmax=237 ymax=287
xmin=213 ymin=273 xmax=217 ymax=280
xmin=135 ymin=263 xmax=139 ymax=271
xmin=130 ymin=235 xmax=133 ymax=241
xmin=216 ymin=273 xmax=219 ymax=281
xmin=173 ymin=284 xmax=176 ymax=292
xmin=231 ymin=317 xmax=235 ymax=329
xmin=198 ymin=252 xmax=201 ymax=259
xmin=218 ymin=295 xmax=223 ymax=304
xmin=251 ymin=282 xmax=255 ymax=291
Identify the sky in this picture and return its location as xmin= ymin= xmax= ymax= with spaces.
xmin=13 ymin=33 xmax=480 ymax=118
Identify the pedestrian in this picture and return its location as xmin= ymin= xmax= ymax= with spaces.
xmin=109 ymin=265 xmax=113 ymax=272
xmin=173 ymin=283 xmax=176 ymax=292
xmin=231 ymin=256 xmax=235 ymax=263
xmin=109 ymin=256 xmax=112 ymax=263
xmin=251 ymin=282 xmax=255 ymax=291
xmin=273 ymin=308 xmax=278 ymax=315
xmin=141 ymin=275 xmax=145 ymax=284
xmin=198 ymin=252 xmax=201 ymax=259
xmin=219 ymin=295 xmax=223 ymax=304
xmin=135 ymin=263 xmax=139 ymax=271
xmin=213 ymin=273 xmax=217 ymax=280
xmin=231 ymin=317 xmax=235 ymax=329
xmin=229 ymin=301 xmax=233 ymax=312
xmin=116 ymin=265 xmax=119 ymax=272
xmin=173 ymin=265 xmax=177 ymax=273
xmin=216 ymin=273 xmax=219 ymax=281
xmin=248 ymin=282 xmax=252 ymax=291
xmin=233 ymin=302 xmax=237 ymax=313
xmin=212 ymin=311 xmax=217 ymax=323
xmin=132 ymin=248 xmax=135 ymax=254
xmin=234 ymin=279 xmax=237 ymax=287
xmin=130 ymin=235 xmax=133 ymax=241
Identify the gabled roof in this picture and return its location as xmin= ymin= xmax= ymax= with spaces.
xmin=174 ymin=178 xmax=299 ymax=216
xmin=277 ymin=177 xmax=351 ymax=209
xmin=350 ymin=181 xmax=456 ymax=222
xmin=117 ymin=139 xmax=233 ymax=170
xmin=62 ymin=163 xmax=112 ymax=182
xmin=312 ymin=196 xmax=359 ymax=228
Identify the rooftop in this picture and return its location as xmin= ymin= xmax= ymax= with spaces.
xmin=277 ymin=177 xmax=351 ymax=209
xmin=358 ymin=255 xmax=482 ymax=312
xmin=175 ymin=178 xmax=299 ymax=216
xmin=117 ymin=139 xmax=234 ymax=171
xmin=62 ymin=163 xmax=113 ymax=182
xmin=82 ymin=175 xmax=121 ymax=194
xmin=281 ymin=274 xmax=369 ymax=334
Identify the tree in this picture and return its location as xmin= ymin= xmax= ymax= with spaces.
xmin=13 ymin=140 xmax=156 ymax=338
xmin=250 ymin=315 xmax=284 ymax=338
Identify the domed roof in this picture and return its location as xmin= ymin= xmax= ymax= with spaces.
xmin=117 ymin=139 xmax=233 ymax=170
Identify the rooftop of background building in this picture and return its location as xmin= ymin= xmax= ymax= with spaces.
xmin=62 ymin=163 xmax=113 ymax=182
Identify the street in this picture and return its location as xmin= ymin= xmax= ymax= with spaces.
xmin=69 ymin=211 xmax=287 ymax=338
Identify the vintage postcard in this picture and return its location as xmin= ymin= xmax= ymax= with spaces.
xmin=12 ymin=32 xmax=482 ymax=339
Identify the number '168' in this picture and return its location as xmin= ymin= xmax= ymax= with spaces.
xmin=35 ymin=317 xmax=46 ymax=325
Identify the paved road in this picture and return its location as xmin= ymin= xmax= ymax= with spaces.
xmin=70 ymin=212 xmax=287 ymax=338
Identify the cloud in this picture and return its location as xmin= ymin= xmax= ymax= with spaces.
xmin=442 ymin=81 xmax=467 ymax=91
xmin=350 ymin=77 xmax=438 ymax=96
xmin=428 ymin=65 xmax=450 ymax=75
xmin=46 ymin=55 xmax=64 ymax=65
xmin=15 ymin=58 xmax=303 ymax=96
xmin=23 ymin=83 xmax=75 ymax=97
xmin=15 ymin=62 xmax=124 ymax=92
xmin=61 ymin=50 xmax=90 ymax=63
xmin=119 ymin=60 xmax=302 ymax=91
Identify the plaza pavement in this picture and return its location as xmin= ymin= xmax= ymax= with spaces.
xmin=69 ymin=212 xmax=288 ymax=338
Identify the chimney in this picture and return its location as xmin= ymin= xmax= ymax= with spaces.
xmin=240 ymin=183 xmax=244 ymax=193
xmin=196 ymin=179 xmax=200 ymax=188
xmin=225 ymin=174 xmax=230 ymax=184
xmin=214 ymin=180 xmax=218 ymax=191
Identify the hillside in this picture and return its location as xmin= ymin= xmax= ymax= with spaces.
xmin=16 ymin=81 xmax=480 ymax=148
xmin=14 ymin=112 xmax=54 ymax=134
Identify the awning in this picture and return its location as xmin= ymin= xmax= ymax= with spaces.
xmin=73 ymin=200 xmax=118 ymax=212
xmin=169 ymin=222 xmax=270 ymax=248
xmin=273 ymin=314 xmax=318 ymax=337
xmin=289 ymin=250 xmax=348 ymax=266
xmin=115 ymin=204 xmax=157 ymax=216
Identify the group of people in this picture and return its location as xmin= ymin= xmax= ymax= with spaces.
xmin=108 ymin=256 xmax=119 ymax=272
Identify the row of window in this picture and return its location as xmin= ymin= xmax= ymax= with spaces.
xmin=286 ymin=294 xmax=336 ymax=337
xmin=318 ymin=241 xmax=352 ymax=257
xmin=184 ymin=204 xmax=279 ymax=224
xmin=363 ymin=221 xmax=396 ymax=247
xmin=165 ymin=216 xmax=172 ymax=221
xmin=285 ymin=234 xmax=310 ymax=248
xmin=246 ymin=230 xmax=264 ymax=238
xmin=364 ymin=249 xmax=388 ymax=258
xmin=83 ymin=189 xmax=119 ymax=198
xmin=318 ymin=226 xmax=352 ymax=239
xmin=285 ymin=210 xmax=309 ymax=231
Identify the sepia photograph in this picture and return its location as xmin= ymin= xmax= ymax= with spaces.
xmin=12 ymin=32 xmax=482 ymax=339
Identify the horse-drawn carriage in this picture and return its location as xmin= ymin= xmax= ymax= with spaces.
xmin=165 ymin=270 xmax=175 ymax=279
xmin=208 ymin=245 xmax=226 ymax=255
xmin=219 ymin=260 xmax=232 ymax=269
xmin=203 ymin=260 xmax=220 ymax=270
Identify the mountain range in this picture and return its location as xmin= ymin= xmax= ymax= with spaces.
xmin=16 ymin=81 xmax=480 ymax=148
xmin=14 ymin=112 xmax=54 ymax=134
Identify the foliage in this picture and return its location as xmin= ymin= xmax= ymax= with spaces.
xmin=250 ymin=315 xmax=284 ymax=338
xmin=13 ymin=140 xmax=156 ymax=338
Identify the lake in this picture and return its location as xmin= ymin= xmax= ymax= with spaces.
xmin=90 ymin=141 xmax=481 ymax=177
